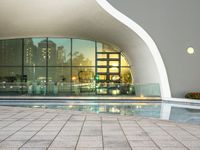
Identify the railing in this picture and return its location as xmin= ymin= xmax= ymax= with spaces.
xmin=0 ymin=82 xmax=161 ymax=97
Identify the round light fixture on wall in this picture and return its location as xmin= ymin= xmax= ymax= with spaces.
xmin=187 ymin=47 xmax=195 ymax=55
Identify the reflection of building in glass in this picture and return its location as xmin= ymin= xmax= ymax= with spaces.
xmin=0 ymin=38 xmax=136 ymax=96
xmin=38 ymin=40 xmax=56 ymax=65
xmin=57 ymin=46 xmax=66 ymax=65
xmin=24 ymin=39 xmax=37 ymax=65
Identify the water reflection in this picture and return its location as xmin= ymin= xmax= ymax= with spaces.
xmin=161 ymin=101 xmax=200 ymax=125
xmin=1 ymin=100 xmax=200 ymax=125
xmin=10 ymin=102 xmax=161 ymax=118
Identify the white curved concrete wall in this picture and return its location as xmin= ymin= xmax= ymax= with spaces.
xmin=0 ymin=0 xmax=171 ymax=98
xmin=108 ymin=0 xmax=200 ymax=98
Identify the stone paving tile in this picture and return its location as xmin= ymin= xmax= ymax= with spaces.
xmin=126 ymin=135 xmax=151 ymax=141
xmin=160 ymin=147 xmax=188 ymax=150
xmin=186 ymin=147 xmax=200 ymax=150
xmin=154 ymin=140 xmax=184 ymax=147
xmin=104 ymin=148 xmax=131 ymax=150
xmin=22 ymin=140 xmax=52 ymax=148
xmin=129 ymin=140 xmax=157 ymax=147
xmin=181 ymin=140 xmax=200 ymax=147
xmin=0 ymin=106 xmax=200 ymax=150
xmin=77 ymin=148 xmax=103 ymax=150
xmin=150 ymin=135 xmax=174 ymax=140
xmin=0 ymin=140 xmax=26 ymax=148
xmin=48 ymin=148 xmax=75 ymax=150
xmin=81 ymin=127 xmax=102 ymax=136
xmin=7 ymin=131 xmax=35 ymax=140
xmin=20 ymin=148 xmax=47 ymax=150
xmin=77 ymin=136 xmax=102 ymax=148
xmin=50 ymin=140 xmax=77 ymax=148
xmin=59 ymin=129 xmax=81 ymax=136
xmin=103 ymin=136 xmax=130 ymax=148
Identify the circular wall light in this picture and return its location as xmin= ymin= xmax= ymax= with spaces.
xmin=187 ymin=47 xmax=195 ymax=55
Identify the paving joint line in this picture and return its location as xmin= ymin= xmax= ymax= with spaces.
xmin=0 ymin=110 xmax=46 ymax=143
xmin=100 ymin=116 xmax=104 ymax=150
xmin=177 ymin=124 xmax=200 ymax=140
xmin=18 ymin=112 xmax=59 ymax=149
xmin=46 ymin=114 xmax=73 ymax=149
xmin=0 ymin=109 xmax=34 ymax=129
xmin=156 ymin=123 xmax=190 ymax=150
xmin=117 ymin=118 xmax=133 ymax=150
xmin=74 ymin=115 xmax=86 ymax=150
xmin=0 ymin=109 xmax=27 ymax=122
xmin=135 ymin=121 xmax=161 ymax=150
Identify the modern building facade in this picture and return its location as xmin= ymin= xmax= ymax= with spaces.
xmin=0 ymin=0 xmax=199 ymax=99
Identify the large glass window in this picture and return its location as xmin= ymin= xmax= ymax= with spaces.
xmin=0 ymin=37 xmax=134 ymax=96
xmin=48 ymin=38 xmax=71 ymax=66
xmin=72 ymin=39 xmax=95 ymax=66
xmin=72 ymin=67 xmax=95 ymax=95
xmin=24 ymin=38 xmax=47 ymax=66
xmin=48 ymin=67 xmax=71 ymax=95
xmin=24 ymin=67 xmax=46 ymax=96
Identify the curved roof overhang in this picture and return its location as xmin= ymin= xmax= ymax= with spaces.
xmin=0 ymin=0 xmax=171 ymax=98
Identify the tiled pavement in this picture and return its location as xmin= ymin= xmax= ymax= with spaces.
xmin=0 ymin=106 xmax=200 ymax=150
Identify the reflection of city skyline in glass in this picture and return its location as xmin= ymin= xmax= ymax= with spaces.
xmin=0 ymin=38 xmax=133 ymax=96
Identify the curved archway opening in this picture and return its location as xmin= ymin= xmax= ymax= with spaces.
xmin=97 ymin=0 xmax=171 ymax=99
xmin=0 ymin=0 xmax=171 ymax=98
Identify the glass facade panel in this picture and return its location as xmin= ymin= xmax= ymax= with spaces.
xmin=97 ymin=53 xmax=107 ymax=59
xmin=97 ymin=42 xmax=119 ymax=52
xmin=99 ymin=75 xmax=107 ymax=80
xmin=97 ymin=68 xmax=107 ymax=73
xmin=0 ymin=37 xmax=136 ymax=96
xmin=109 ymin=61 xmax=119 ymax=66
xmin=0 ymin=67 xmax=22 ymax=95
xmin=72 ymin=67 xmax=95 ymax=95
xmin=24 ymin=38 xmax=47 ymax=66
xmin=121 ymin=54 xmax=130 ymax=67
xmin=109 ymin=54 xmax=119 ymax=59
xmin=109 ymin=67 xmax=119 ymax=73
xmin=121 ymin=67 xmax=132 ymax=84
xmin=0 ymin=39 xmax=22 ymax=66
xmin=48 ymin=38 xmax=71 ymax=66
xmin=48 ymin=67 xmax=71 ymax=95
xmin=97 ymin=61 xmax=107 ymax=66
xmin=24 ymin=67 xmax=46 ymax=95
xmin=72 ymin=39 xmax=95 ymax=66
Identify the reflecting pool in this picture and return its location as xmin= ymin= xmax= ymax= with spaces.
xmin=0 ymin=99 xmax=200 ymax=125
